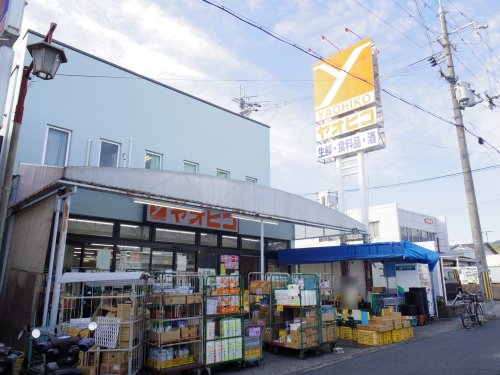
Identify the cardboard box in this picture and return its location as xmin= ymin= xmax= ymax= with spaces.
xmin=100 ymin=363 xmax=127 ymax=375
xmin=164 ymin=295 xmax=186 ymax=305
xmin=149 ymin=328 xmax=180 ymax=344
xmin=186 ymin=293 xmax=203 ymax=304
xmin=101 ymin=351 xmax=128 ymax=364
xmin=181 ymin=326 xmax=199 ymax=339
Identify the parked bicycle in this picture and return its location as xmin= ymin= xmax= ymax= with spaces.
xmin=457 ymin=291 xmax=484 ymax=329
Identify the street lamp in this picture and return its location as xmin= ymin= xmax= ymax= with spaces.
xmin=0 ymin=23 xmax=67 ymax=277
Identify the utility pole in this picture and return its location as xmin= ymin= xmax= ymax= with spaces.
xmin=438 ymin=1 xmax=494 ymax=316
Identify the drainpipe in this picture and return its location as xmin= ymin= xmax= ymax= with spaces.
xmin=49 ymin=186 xmax=76 ymax=327
xmin=42 ymin=187 xmax=75 ymax=327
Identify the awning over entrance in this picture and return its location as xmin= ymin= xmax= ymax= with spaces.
xmin=13 ymin=164 xmax=367 ymax=236
xmin=277 ymin=241 xmax=440 ymax=271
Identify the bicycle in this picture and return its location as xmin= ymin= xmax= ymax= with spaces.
xmin=458 ymin=291 xmax=484 ymax=329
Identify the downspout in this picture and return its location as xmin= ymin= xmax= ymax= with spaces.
xmin=42 ymin=188 xmax=74 ymax=327
xmin=49 ymin=186 xmax=76 ymax=327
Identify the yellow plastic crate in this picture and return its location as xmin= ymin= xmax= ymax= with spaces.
xmin=339 ymin=326 xmax=353 ymax=340
xmin=391 ymin=329 xmax=402 ymax=342
xmin=357 ymin=329 xmax=383 ymax=346
xmin=400 ymin=327 xmax=409 ymax=340
xmin=381 ymin=330 xmax=392 ymax=344
xmin=403 ymin=326 xmax=414 ymax=338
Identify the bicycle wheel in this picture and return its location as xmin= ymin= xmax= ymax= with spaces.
xmin=461 ymin=303 xmax=472 ymax=329
xmin=476 ymin=303 xmax=484 ymax=326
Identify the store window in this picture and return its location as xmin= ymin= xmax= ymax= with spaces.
xmin=68 ymin=218 xmax=114 ymax=237
xmin=43 ymin=126 xmax=71 ymax=166
xmin=176 ymin=251 xmax=196 ymax=272
xmin=68 ymin=243 xmax=114 ymax=272
xmin=241 ymin=237 xmax=260 ymax=250
xmin=156 ymin=228 xmax=195 ymax=244
xmin=217 ymin=169 xmax=230 ymax=178
xmin=116 ymin=245 xmax=150 ymax=271
xmin=145 ymin=151 xmax=162 ymax=170
xmin=221 ymin=235 xmax=237 ymax=249
xmin=267 ymin=240 xmax=288 ymax=251
xmin=120 ymin=224 xmax=150 ymax=240
xmin=151 ymin=250 xmax=173 ymax=272
xmin=197 ymin=250 xmax=218 ymax=276
xmin=245 ymin=176 xmax=257 ymax=184
xmin=99 ymin=139 xmax=120 ymax=167
xmin=200 ymin=232 xmax=218 ymax=247
xmin=184 ymin=161 xmax=198 ymax=174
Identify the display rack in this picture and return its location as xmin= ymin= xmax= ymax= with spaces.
xmin=57 ymin=271 xmax=150 ymax=375
xmin=248 ymin=272 xmax=270 ymax=327
xmin=243 ymin=322 xmax=262 ymax=366
xmin=268 ymin=273 xmax=322 ymax=360
xmin=145 ymin=272 xmax=203 ymax=374
xmin=203 ymin=275 xmax=245 ymax=372
xmin=319 ymin=273 xmax=337 ymax=352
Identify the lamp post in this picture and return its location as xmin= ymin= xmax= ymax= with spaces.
xmin=0 ymin=23 xmax=67 ymax=266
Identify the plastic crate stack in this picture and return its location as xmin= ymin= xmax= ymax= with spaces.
xmin=355 ymin=309 xmax=414 ymax=346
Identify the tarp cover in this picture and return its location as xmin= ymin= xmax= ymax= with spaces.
xmin=278 ymin=241 xmax=440 ymax=271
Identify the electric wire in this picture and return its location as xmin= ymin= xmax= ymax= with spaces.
xmin=352 ymin=0 xmax=425 ymax=49
xmin=201 ymin=0 xmax=499 ymax=154
xmin=298 ymin=164 xmax=500 ymax=196
xmin=413 ymin=0 xmax=436 ymax=54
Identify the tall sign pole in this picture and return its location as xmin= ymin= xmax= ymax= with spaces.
xmin=438 ymin=1 xmax=494 ymax=315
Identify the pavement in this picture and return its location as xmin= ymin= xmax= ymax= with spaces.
xmin=212 ymin=301 xmax=500 ymax=375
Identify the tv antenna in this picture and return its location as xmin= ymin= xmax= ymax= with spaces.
xmin=232 ymin=86 xmax=270 ymax=117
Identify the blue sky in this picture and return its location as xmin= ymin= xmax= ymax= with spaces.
xmin=21 ymin=0 xmax=500 ymax=244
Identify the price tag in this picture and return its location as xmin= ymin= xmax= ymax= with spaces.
xmin=277 ymin=305 xmax=283 ymax=312
xmin=255 ymin=296 xmax=261 ymax=303
xmin=244 ymin=301 xmax=249 ymax=307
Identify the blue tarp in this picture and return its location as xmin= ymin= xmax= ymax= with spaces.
xmin=277 ymin=241 xmax=440 ymax=271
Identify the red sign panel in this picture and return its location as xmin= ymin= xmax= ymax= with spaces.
xmin=146 ymin=205 xmax=238 ymax=232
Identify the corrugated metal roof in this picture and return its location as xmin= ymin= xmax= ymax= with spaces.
xmin=15 ymin=164 xmax=367 ymax=235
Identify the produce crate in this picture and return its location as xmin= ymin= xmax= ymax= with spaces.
xmin=403 ymin=326 xmax=414 ymax=338
xmin=357 ymin=330 xmax=383 ymax=346
xmin=400 ymin=327 xmax=409 ymax=340
xmin=338 ymin=326 xmax=353 ymax=340
xmin=381 ymin=330 xmax=392 ymax=344
xmin=391 ymin=329 xmax=402 ymax=343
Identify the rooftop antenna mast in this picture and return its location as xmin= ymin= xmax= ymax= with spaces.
xmin=233 ymin=86 xmax=265 ymax=117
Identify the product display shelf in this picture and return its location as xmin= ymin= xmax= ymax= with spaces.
xmin=203 ymin=275 xmax=245 ymax=372
xmin=243 ymin=322 xmax=263 ymax=366
xmin=145 ymin=272 xmax=204 ymax=374
xmin=319 ymin=272 xmax=337 ymax=353
xmin=57 ymin=271 xmax=150 ymax=375
xmin=268 ymin=273 xmax=322 ymax=360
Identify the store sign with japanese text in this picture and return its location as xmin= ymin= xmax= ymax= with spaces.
xmin=316 ymin=128 xmax=384 ymax=162
xmin=220 ymin=254 xmax=239 ymax=270
xmin=146 ymin=205 xmax=238 ymax=232
xmin=315 ymin=106 xmax=379 ymax=142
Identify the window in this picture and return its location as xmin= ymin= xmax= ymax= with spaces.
xmin=221 ymin=235 xmax=237 ymax=249
xmin=68 ymin=218 xmax=114 ymax=237
xmin=43 ymin=126 xmax=71 ymax=166
xmin=99 ymin=140 xmax=120 ymax=167
xmin=245 ymin=176 xmax=257 ymax=184
xmin=145 ymin=151 xmax=162 ymax=170
xmin=200 ymin=232 xmax=218 ymax=246
xmin=369 ymin=221 xmax=380 ymax=238
xmin=156 ymin=228 xmax=195 ymax=244
xmin=267 ymin=240 xmax=288 ymax=251
xmin=119 ymin=224 xmax=150 ymax=240
xmin=217 ymin=169 xmax=230 ymax=178
xmin=184 ymin=161 xmax=198 ymax=174
xmin=241 ymin=237 xmax=260 ymax=250
xmin=116 ymin=245 xmax=150 ymax=271
xmin=151 ymin=250 xmax=173 ymax=271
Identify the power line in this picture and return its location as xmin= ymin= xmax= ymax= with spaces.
xmin=351 ymin=0 xmax=425 ymax=49
xmin=200 ymin=0 xmax=499 ymax=154
xmin=298 ymin=163 xmax=500 ymax=196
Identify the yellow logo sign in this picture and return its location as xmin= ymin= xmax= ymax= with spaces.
xmin=313 ymin=39 xmax=375 ymax=122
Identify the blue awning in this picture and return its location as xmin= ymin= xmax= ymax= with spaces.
xmin=277 ymin=241 xmax=440 ymax=271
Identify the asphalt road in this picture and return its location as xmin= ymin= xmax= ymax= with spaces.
xmin=306 ymin=319 xmax=500 ymax=375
